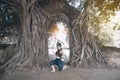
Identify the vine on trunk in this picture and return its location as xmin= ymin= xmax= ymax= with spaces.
xmin=70 ymin=0 xmax=108 ymax=67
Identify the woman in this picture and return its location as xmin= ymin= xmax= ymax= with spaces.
xmin=50 ymin=42 xmax=64 ymax=72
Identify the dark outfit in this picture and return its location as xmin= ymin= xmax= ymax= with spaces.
xmin=50 ymin=49 xmax=63 ymax=71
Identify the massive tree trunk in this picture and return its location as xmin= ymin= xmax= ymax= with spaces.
xmin=0 ymin=0 xmax=50 ymax=70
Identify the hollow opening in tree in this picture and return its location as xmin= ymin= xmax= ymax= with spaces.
xmin=48 ymin=22 xmax=70 ymax=63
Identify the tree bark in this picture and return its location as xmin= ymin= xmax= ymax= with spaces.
xmin=0 ymin=0 xmax=49 ymax=71
xmin=69 ymin=0 xmax=108 ymax=67
xmin=0 ymin=0 xmax=109 ymax=71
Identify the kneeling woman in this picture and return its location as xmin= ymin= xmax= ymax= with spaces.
xmin=50 ymin=42 xmax=64 ymax=72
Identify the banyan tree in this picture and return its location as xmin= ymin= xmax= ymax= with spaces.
xmin=0 ymin=0 xmax=112 ymax=71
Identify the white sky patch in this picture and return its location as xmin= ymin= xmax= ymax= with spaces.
xmin=48 ymin=22 xmax=69 ymax=48
xmin=109 ymin=11 xmax=120 ymax=24
xmin=69 ymin=1 xmax=80 ymax=8
xmin=99 ymin=10 xmax=120 ymax=48
xmin=68 ymin=0 xmax=84 ymax=9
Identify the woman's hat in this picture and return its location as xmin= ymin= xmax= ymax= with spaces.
xmin=56 ymin=42 xmax=62 ymax=47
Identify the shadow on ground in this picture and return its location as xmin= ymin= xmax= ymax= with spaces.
xmin=1 ymin=68 xmax=120 ymax=80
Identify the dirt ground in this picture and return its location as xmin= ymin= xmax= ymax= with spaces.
xmin=1 ymin=46 xmax=120 ymax=80
xmin=1 ymin=67 xmax=120 ymax=80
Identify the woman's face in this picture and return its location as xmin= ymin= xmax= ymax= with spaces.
xmin=57 ymin=46 xmax=61 ymax=50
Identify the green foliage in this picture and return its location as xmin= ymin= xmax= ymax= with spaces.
xmin=0 ymin=1 xmax=20 ymax=38
xmin=88 ymin=0 xmax=120 ymax=47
